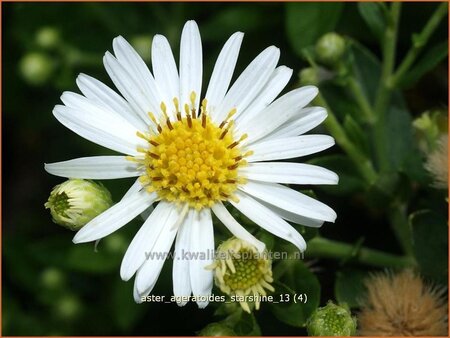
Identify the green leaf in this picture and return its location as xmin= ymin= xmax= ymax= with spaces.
xmin=308 ymin=155 xmax=365 ymax=195
xmin=343 ymin=114 xmax=370 ymax=155
xmin=348 ymin=40 xmax=382 ymax=104
xmin=410 ymin=210 xmax=448 ymax=284
xmin=271 ymin=261 xmax=320 ymax=327
xmin=398 ymin=41 xmax=448 ymax=88
xmin=357 ymin=3 xmax=386 ymax=42
xmin=335 ymin=268 xmax=369 ymax=308
xmin=286 ymin=2 xmax=344 ymax=56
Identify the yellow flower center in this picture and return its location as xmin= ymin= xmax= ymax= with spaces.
xmin=133 ymin=94 xmax=251 ymax=209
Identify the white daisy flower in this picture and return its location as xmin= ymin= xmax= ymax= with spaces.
xmin=45 ymin=20 xmax=338 ymax=308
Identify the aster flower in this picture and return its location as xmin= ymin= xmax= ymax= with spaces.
xmin=45 ymin=20 xmax=337 ymax=307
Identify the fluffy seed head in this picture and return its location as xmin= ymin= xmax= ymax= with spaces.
xmin=358 ymin=269 xmax=448 ymax=336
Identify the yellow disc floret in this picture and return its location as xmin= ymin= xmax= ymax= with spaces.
xmin=133 ymin=94 xmax=251 ymax=209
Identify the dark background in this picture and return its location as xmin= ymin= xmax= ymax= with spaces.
xmin=3 ymin=2 xmax=447 ymax=336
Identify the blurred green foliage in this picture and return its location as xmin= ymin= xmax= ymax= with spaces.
xmin=3 ymin=2 xmax=448 ymax=336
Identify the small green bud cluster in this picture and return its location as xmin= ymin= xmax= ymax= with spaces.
xmin=306 ymin=301 xmax=357 ymax=336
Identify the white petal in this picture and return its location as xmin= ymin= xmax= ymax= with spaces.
xmin=179 ymin=21 xmax=202 ymax=111
xmin=213 ymin=46 xmax=280 ymax=123
xmin=231 ymin=191 xmax=306 ymax=251
xmin=151 ymin=34 xmax=179 ymax=114
xmin=133 ymin=267 xmax=156 ymax=303
xmin=239 ymin=162 xmax=339 ymax=185
xmin=205 ymin=32 xmax=243 ymax=117
xmin=211 ymin=202 xmax=265 ymax=252
xmin=237 ymin=86 xmax=318 ymax=144
xmin=76 ymin=73 xmax=147 ymax=131
xmin=61 ymin=92 xmax=139 ymax=140
xmin=259 ymin=200 xmax=324 ymax=228
xmin=247 ymin=135 xmax=335 ymax=162
xmin=53 ymin=104 xmax=142 ymax=156
xmin=172 ymin=211 xmax=193 ymax=306
xmin=239 ymin=181 xmax=337 ymax=222
xmin=120 ymin=201 xmax=176 ymax=281
xmin=45 ymin=156 xmax=139 ymax=179
xmin=72 ymin=189 xmax=157 ymax=243
xmin=112 ymin=36 xmax=162 ymax=114
xmin=135 ymin=205 xmax=187 ymax=293
xmin=122 ymin=178 xmax=143 ymax=200
xmin=236 ymin=66 xmax=292 ymax=126
xmin=264 ymin=107 xmax=328 ymax=140
xmin=189 ymin=209 xmax=214 ymax=308
xmin=103 ymin=52 xmax=156 ymax=123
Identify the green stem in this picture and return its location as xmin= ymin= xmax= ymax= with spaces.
xmin=388 ymin=202 xmax=414 ymax=256
xmin=347 ymin=76 xmax=375 ymax=124
xmin=315 ymin=94 xmax=378 ymax=185
xmin=374 ymin=2 xmax=402 ymax=170
xmin=306 ymin=237 xmax=416 ymax=269
xmin=390 ymin=2 xmax=448 ymax=87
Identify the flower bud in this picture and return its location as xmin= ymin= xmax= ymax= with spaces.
xmin=299 ymin=67 xmax=320 ymax=86
xmin=197 ymin=322 xmax=236 ymax=336
xmin=35 ymin=27 xmax=60 ymax=49
xmin=306 ymin=301 xmax=357 ymax=336
xmin=40 ymin=267 xmax=65 ymax=290
xmin=131 ymin=35 xmax=152 ymax=62
xmin=45 ymin=179 xmax=113 ymax=230
xmin=207 ymin=237 xmax=274 ymax=313
xmin=315 ymin=32 xmax=346 ymax=66
xmin=19 ymin=52 xmax=55 ymax=86
xmin=413 ymin=109 xmax=448 ymax=153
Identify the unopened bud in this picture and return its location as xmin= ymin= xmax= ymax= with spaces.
xmin=19 ymin=52 xmax=55 ymax=86
xmin=197 ymin=322 xmax=236 ymax=336
xmin=315 ymin=32 xmax=346 ymax=66
xmin=306 ymin=301 xmax=357 ymax=336
xmin=131 ymin=35 xmax=152 ymax=62
xmin=45 ymin=179 xmax=113 ymax=230
xmin=36 ymin=27 xmax=60 ymax=49
xmin=299 ymin=67 xmax=320 ymax=86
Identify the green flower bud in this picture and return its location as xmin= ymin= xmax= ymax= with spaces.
xmin=208 ymin=237 xmax=273 ymax=313
xmin=131 ymin=35 xmax=152 ymax=62
xmin=299 ymin=67 xmax=320 ymax=86
xmin=54 ymin=294 xmax=81 ymax=321
xmin=315 ymin=32 xmax=346 ymax=66
xmin=40 ymin=267 xmax=65 ymax=290
xmin=45 ymin=179 xmax=113 ymax=231
xmin=306 ymin=301 xmax=357 ymax=336
xmin=197 ymin=322 xmax=236 ymax=336
xmin=35 ymin=27 xmax=60 ymax=49
xmin=19 ymin=52 xmax=55 ymax=86
xmin=413 ymin=109 xmax=448 ymax=153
